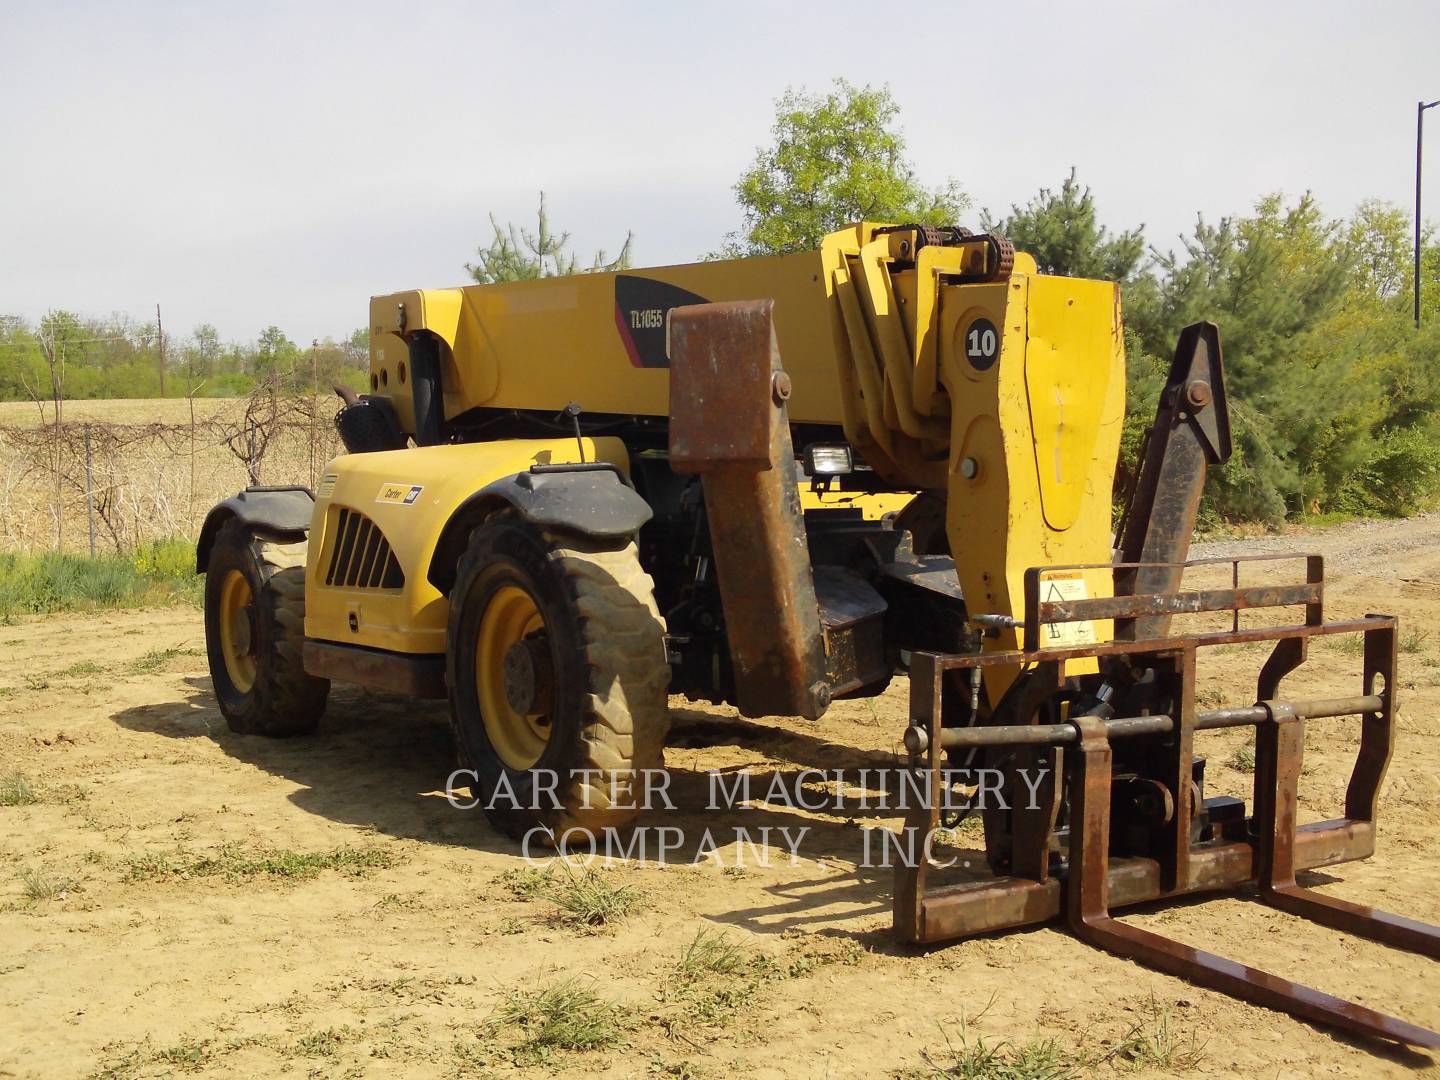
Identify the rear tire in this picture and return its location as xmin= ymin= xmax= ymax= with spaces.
xmin=446 ymin=516 xmax=669 ymax=842
xmin=204 ymin=519 xmax=329 ymax=736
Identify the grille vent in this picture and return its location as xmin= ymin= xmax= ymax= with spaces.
xmin=325 ymin=508 xmax=404 ymax=589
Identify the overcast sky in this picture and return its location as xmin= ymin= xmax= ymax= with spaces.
xmin=3 ymin=0 xmax=1438 ymax=345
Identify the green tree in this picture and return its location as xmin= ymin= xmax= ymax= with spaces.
xmin=0 ymin=317 xmax=45 ymax=402
xmin=466 ymin=192 xmax=633 ymax=284
xmin=718 ymin=80 xmax=966 ymax=257
xmin=1345 ymin=199 xmax=1413 ymax=303
xmin=254 ymin=326 xmax=299 ymax=377
xmin=986 ymin=168 xmax=1145 ymax=282
xmin=187 ymin=324 xmax=222 ymax=383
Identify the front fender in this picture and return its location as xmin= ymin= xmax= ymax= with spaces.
xmin=427 ymin=465 xmax=652 ymax=593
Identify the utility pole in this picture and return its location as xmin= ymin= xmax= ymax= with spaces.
xmin=1418 ymin=100 xmax=1440 ymax=329
xmin=156 ymin=304 xmax=166 ymax=396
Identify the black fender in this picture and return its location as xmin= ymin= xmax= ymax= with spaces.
xmin=427 ymin=464 xmax=653 ymax=594
xmin=195 ymin=485 xmax=316 ymax=573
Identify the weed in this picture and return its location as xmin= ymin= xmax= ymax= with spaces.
xmin=92 ymin=1034 xmax=272 ymax=1078
xmin=293 ymin=1026 xmax=349 ymax=1057
xmin=650 ymin=1059 xmax=708 ymax=1079
xmin=452 ymin=1038 xmax=494 ymax=1073
xmin=125 ymin=844 xmax=396 ymax=883
xmin=0 ymin=771 xmax=37 ymax=806
xmin=129 ymin=646 xmax=201 ymax=674
xmin=20 ymin=866 xmax=75 ymax=901
xmin=545 ymin=862 xmax=643 ymax=931
xmin=153 ymin=1037 xmax=215 ymax=1071
xmin=1105 ymin=998 xmax=1205 ymax=1070
xmin=497 ymin=865 xmax=555 ymax=899
xmin=482 ymin=978 xmax=628 ymax=1064
xmin=911 ymin=1030 xmax=1083 ymax=1079
xmin=370 ymin=892 xmax=421 ymax=911
xmin=1227 ymin=741 xmax=1256 ymax=773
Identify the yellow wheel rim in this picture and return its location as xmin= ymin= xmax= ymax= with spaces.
xmin=218 ymin=569 xmax=258 ymax=693
xmin=476 ymin=585 xmax=553 ymax=770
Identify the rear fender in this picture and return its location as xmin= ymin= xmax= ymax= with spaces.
xmin=196 ymin=486 xmax=315 ymax=573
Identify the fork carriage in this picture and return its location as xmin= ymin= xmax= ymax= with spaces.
xmin=895 ymin=553 xmax=1440 ymax=1047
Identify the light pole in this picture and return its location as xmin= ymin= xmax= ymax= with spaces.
xmin=1418 ymin=99 xmax=1440 ymax=329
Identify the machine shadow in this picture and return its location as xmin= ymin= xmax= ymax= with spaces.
xmin=109 ymin=677 xmax=938 ymax=938
xmin=111 ymin=675 xmax=522 ymax=852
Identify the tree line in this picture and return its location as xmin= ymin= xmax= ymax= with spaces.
xmin=0 ymin=314 xmax=369 ymax=403
xmin=4 ymin=79 xmax=1437 ymax=524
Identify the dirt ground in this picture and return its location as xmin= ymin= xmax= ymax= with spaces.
xmin=3 ymin=515 xmax=1440 ymax=1079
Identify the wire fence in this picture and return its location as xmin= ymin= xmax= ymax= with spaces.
xmin=0 ymin=387 xmax=345 ymax=555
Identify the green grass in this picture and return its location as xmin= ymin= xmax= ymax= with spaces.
xmin=482 ymin=978 xmax=629 ymax=1064
xmin=0 ymin=540 xmax=200 ymax=621
xmin=125 ymin=844 xmax=396 ymax=884
xmin=0 ymin=771 xmax=37 ymax=806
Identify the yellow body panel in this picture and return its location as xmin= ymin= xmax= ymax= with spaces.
xmin=935 ymin=273 xmax=1124 ymax=698
xmin=360 ymin=225 xmax=1128 ymax=702
xmin=304 ymin=437 xmax=628 ymax=654
xmin=370 ymin=253 xmax=846 ymax=426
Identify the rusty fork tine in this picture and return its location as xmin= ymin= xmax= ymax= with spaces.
xmin=1255 ymin=701 xmax=1440 ymax=960
xmin=1074 ymin=915 xmax=1440 ymax=1048
xmin=1263 ymin=886 xmax=1440 ymax=960
xmin=1069 ymin=714 xmax=1440 ymax=1049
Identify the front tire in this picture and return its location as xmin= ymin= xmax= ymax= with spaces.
xmin=204 ymin=519 xmax=329 ymax=736
xmin=446 ymin=516 xmax=670 ymax=842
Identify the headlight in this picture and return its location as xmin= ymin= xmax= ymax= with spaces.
xmin=803 ymin=443 xmax=854 ymax=476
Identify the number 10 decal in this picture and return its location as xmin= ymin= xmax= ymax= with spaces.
xmin=965 ymin=317 xmax=999 ymax=371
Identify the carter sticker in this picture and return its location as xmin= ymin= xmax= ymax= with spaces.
xmin=376 ymin=482 xmax=424 ymax=506
xmin=317 ymin=473 xmax=337 ymax=498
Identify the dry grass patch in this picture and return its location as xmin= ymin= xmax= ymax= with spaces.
xmin=19 ymin=865 xmax=76 ymax=901
xmin=0 ymin=770 xmax=37 ymax=806
xmin=125 ymin=844 xmax=397 ymax=884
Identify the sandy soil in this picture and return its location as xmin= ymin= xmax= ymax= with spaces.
xmin=3 ymin=515 xmax=1440 ymax=1079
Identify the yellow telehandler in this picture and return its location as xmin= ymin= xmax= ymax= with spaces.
xmin=196 ymin=223 xmax=1440 ymax=1045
